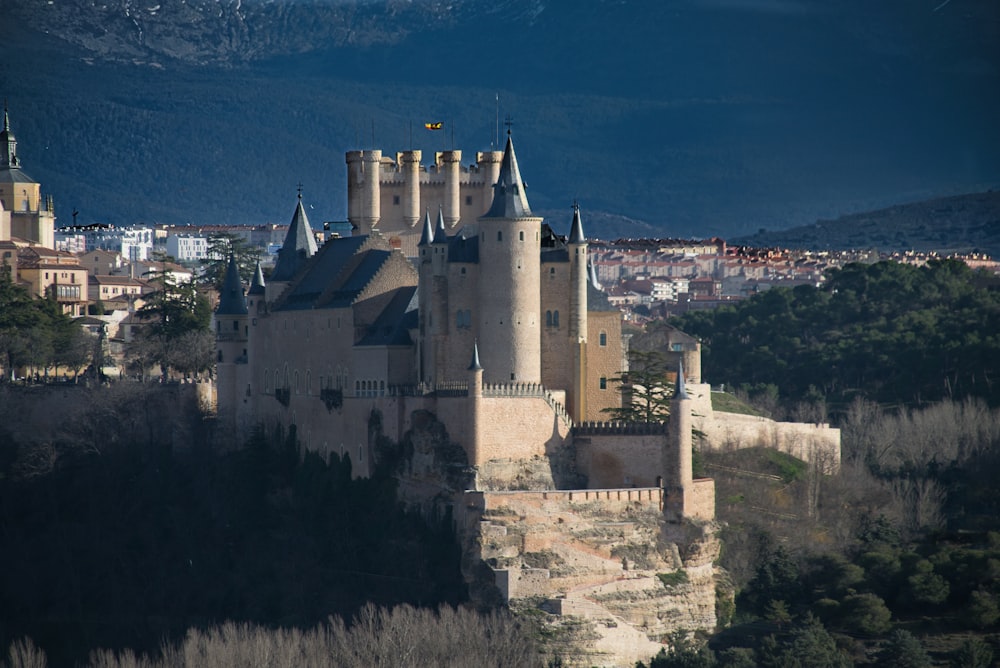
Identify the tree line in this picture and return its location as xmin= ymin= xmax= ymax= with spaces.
xmin=674 ymin=259 xmax=1000 ymax=412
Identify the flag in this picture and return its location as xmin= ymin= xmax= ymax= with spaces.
xmin=424 ymin=122 xmax=443 ymax=130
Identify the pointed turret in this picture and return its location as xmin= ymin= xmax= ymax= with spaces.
xmin=418 ymin=210 xmax=434 ymax=246
xmin=468 ymin=341 xmax=483 ymax=371
xmin=676 ymin=359 xmax=688 ymax=400
xmin=270 ymin=192 xmax=318 ymax=282
xmin=216 ymin=255 xmax=247 ymax=315
xmin=433 ymin=207 xmax=448 ymax=244
xmin=248 ymin=261 xmax=266 ymax=296
xmin=482 ymin=134 xmax=532 ymax=219
xmin=568 ymin=202 xmax=585 ymax=244
xmin=589 ymin=258 xmax=601 ymax=290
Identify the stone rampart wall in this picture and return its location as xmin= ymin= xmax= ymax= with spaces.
xmin=699 ymin=412 xmax=841 ymax=472
xmin=574 ymin=432 xmax=665 ymax=489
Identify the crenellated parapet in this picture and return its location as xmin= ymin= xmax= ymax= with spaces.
xmin=573 ymin=420 xmax=670 ymax=436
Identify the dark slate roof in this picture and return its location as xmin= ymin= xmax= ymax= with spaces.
xmin=216 ymin=255 xmax=248 ymax=315
xmin=468 ymin=342 xmax=482 ymax=371
xmin=568 ymin=204 xmax=586 ymax=244
xmin=276 ymin=235 xmax=386 ymax=311
xmin=482 ymin=134 xmax=533 ymax=219
xmin=446 ymin=229 xmax=479 ymax=263
xmin=248 ymin=262 xmax=266 ymax=295
xmin=270 ymin=196 xmax=318 ymax=282
xmin=0 ymin=168 xmax=36 ymax=184
xmin=433 ymin=208 xmax=448 ymax=244
xmin=356 ymin=286 xmax=418 ymax=346
xmin=418 ymin=211 xmax=434 ymax=246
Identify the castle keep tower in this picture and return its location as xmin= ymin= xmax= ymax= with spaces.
xmin=346 ymin=146 xmax=504 ymax=257
xmin=476 ymin=134 xmax=542 ymax=384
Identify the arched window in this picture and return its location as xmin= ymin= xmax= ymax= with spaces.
xmin=294 ymin=370 xmax=300 ymax=394
xmin=545 ymin=310 xmax=552 ymax=327
xmin=553 ymin=310 xmax=560 ymax=327
xmin=305 ymin=371 xmax=311 ymax=395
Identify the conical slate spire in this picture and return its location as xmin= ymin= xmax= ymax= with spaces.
xmin=418 ymin=210 xmax=434 ymax=246
xmin=270 ymin=192 xmax=318 ymax=281
xmin=482 ymin=133 xmax=532 ymax=219
xmin=589 ymin=258 xmax=601 ymax=290
xmin=433 ymin=207 xmax=448 ymax=244
xmin=248 ymin=261 xmax=266 ymax=295
xmin=568 ymin=202 xmax=585 ymax=244
xmin=676 ymin=360 xmax=688 ymax=400
xmin=468 ymin=341 xmax=482 ymax=371
xmin=216 ymin=254 xmax=248 ymax=315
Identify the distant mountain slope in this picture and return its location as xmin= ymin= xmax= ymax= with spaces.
xmin=1 ymin=0 xmax=998 ymax=239
xmin=730 ymin=191 xmax=1000 ymax=256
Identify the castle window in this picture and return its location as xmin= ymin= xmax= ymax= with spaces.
xmin=460 ymin=267 xmax=466 ymax=275
xmin=306 ymin=371 xmax=311 ymax=395
xmin=600 ymin=377 xmax=607 ymax=390
xmin=465 ymin=196 xmax=472 ymax=205
xmin=217 ymin=351 xmax=223 ymax=363
xmin=545 ymin=310 xmax=552 ymax=327
xmin=497 ymin=231 xmax=502 ymax=242
xmin=553 ymin=310 xmax=559 ymax=327
xmin=550 ymin=267 xmax=556 ymax=277
xmin=393 ymin=195 xmax=400 ymax=205
xmin=519 ymin=230 xmax=524 ymax=242
xmin=599 ymin=331 xmax=607 ymax=346
xmin=232 ymin=320 xmax=238 ymax=331
xmin=294 ymin=371 xmax=300 ymax=394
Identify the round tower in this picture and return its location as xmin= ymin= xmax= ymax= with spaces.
xmin=215 ymin=255 xmax=249 ymax=436
xmin=568 ymin=203 xmax=589 ymax=421
xmin=476 ymin=134 xmax=542 ymax=384
xmin=346 ymin=150 xmax=381 ymax=234
xmin=417 ymin=211 xmax=435 ymax=384
xmin=399 ymin=150 xmax=422 ymax=228
xmin=439 ymin=150 xmax=462 ymax=227
xmin=664 ymin=361 xmax=694 ymax=522
xmin=467 ymin=342 xmax=484 ymax=474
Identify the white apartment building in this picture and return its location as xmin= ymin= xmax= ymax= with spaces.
xmin=165 ymin=233 xmax=209 ymax=262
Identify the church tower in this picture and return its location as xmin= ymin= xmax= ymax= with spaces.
xmin=0 ymin=103 xmax=55 ymax=248
xmin=475 ymin=133 xmax=542 ymax=384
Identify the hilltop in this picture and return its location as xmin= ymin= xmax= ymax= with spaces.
xmin=731 ymin=191 xmax=1000 ymax=257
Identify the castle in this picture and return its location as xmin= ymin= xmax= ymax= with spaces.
xmin=215 ymin=133 xmax=699 ymax=499
xmin=214 ymin=134 xmax=838 ymax=665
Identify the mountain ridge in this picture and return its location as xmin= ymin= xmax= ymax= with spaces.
xmin=2 ymin=0 xmax=998 ymax=239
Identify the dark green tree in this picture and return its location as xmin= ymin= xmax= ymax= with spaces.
xmin=876 ymin=630 xmax=931 ymax=668
xmin=200 ymin=232 xmax=263 ymax=291
xmin=950 ymin=638 xmax=994 ymax=668
xmin=134 ymin=269 xmax=211 ymax=380
xmin=603 ymin=350 xmax=674 ymax=422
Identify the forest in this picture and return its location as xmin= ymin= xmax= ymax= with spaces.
xmin=674 ymin=259 xmax=1000 ymax=413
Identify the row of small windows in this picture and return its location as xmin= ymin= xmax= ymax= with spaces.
xmin=263 ymin=366 xmax=358 ymax=396
xmin=456 ymin=309 xmax=473 ymax=328
xmin=480 ymin=230 xmax=540 ymax=242
xmin=356 ymin=380 xmax=386 ymax=397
